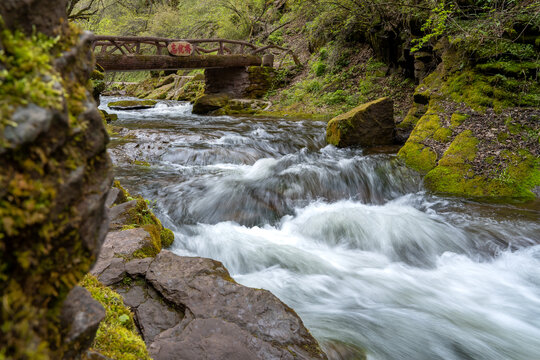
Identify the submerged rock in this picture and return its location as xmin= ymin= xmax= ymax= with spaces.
xmin=108 ymin=100 xmax=157 ymax=110
xmin=326 ymin=97 xmax=395 ymax=147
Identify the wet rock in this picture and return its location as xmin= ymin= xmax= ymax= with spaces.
xmin=102 ymin=228 xmax=153 ymax=258
xmin=136 ymin=297 xmax=183 ymax=343
xmin=150 ymin=318 xmax=291 ymax=360
xmin=108 ymin=199 xmax=138 ymax=230
xmin=326 ymin=97 xmax=395 ymax=147
xmin=97 ymin=258 xmax=125 ymax=286
xmin=61 ymin=286 xmax=106 ymax=360
xmin=118 ymin=285 xmax=148 ymax=308
xmin=192 ymin=94 xmax=230 ymax=115
xmin=105 ymin=187 xmax=121 ymax=208
xmin=145 ymin=251 xmax=326 ymax=359
xmin=91 ymin=228 xmax=154 ymax=278
xmin=125 ymin=257 xmax=153 ymax=277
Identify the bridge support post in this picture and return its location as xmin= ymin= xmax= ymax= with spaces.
xmin=204 ymin=67 xmax=250 ymax=98
xmin=204 ymin=65 xmax=274 ymax=99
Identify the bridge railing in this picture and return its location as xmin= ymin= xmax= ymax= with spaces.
xmin=91 ymin=35 xmax=300 ymax=65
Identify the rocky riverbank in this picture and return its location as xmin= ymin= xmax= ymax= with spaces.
xmin=84 ymin=182 xmax=328 ymax=359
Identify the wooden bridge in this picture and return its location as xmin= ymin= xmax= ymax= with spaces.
xmin=91 ymin=35 xmax=298 ymax=72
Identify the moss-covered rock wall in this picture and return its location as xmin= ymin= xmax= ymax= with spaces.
xmin=397 ymin=39 xmax=539 ymax=201
xmin=0 ymin=3 xmax=112 ymax=358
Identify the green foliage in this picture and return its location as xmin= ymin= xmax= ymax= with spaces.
xmin=312 ymin=61 xmax=327 ymax=76
xmin=80 ymin=274 xmax=151 ymax=360
xmin=0 ymin=19 xmax=62 ymax=126
xmin=411 ymin=2 xmax=454 ymax=52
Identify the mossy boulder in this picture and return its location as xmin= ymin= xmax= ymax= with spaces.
xmin=108 ymin=100 xmax=157 ymax=110
xmin=326 ymin=97 xmax=395 ymax=147
xmin=192 ymin=93 xmax=230 ymax=115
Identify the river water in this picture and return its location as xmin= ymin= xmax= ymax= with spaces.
xmin=102 ymin=97 xmax=540 ymax=360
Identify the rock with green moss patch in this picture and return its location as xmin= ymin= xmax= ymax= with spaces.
xmin=108 ymin=100 xmax=157 ymax=110
xmin=80 ymin=275 xmax=151 ymax=360
xmin=192 ymin=93 xmax=230 ymax=115
xmin=326 ymin=97 xmax=395 ymax=147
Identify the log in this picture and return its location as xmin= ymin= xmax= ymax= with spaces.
xmin=95 ymin=54 xmax=263 ymax=71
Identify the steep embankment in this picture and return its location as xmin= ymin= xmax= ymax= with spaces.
xmin=397 ymin=44 xmax=539 ymax=200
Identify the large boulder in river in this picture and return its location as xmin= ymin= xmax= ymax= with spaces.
xmin=192 ymin=93 xmax=230 ymax=115
xmin=326 ymin=97 xmax=395 ymax=147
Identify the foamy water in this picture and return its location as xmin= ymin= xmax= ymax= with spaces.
xmin=103 ymin=97 xmax=540 ymax=360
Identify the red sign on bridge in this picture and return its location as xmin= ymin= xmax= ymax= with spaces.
xmin=168 ymin=41 xmax=194 ymax=56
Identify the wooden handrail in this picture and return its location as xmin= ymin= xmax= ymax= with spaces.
xmin=91 ymin=35 xmax=301 ymax=66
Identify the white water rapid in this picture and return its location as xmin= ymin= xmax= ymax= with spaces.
xmin=103 ymin=97 xmax=540 ymax=360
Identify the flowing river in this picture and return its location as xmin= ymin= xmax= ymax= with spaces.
xmin=102 ymin=97 xmax=540 ymax=360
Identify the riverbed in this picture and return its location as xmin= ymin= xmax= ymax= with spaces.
xmin=102 ymin=97 xmax=540 ymax=360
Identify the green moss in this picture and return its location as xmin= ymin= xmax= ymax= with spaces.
xmin=160 ymin=228 xmax=174 ymax=248
xmin=476 ymin=61 xmax=539 ymax=78
xmin=497 ymin=132 xmax=509 ymax=143
xmin=408 ymin=113 xmax=441 ymax=143
xmin=450 ymin=113 xmax=469 ymax=129
xmin=0 ymin=22 xmax=110 ymax=358
xmin=433 ymin=127 xmax=453 ymax=143
xmin=0 ymin=21 xmax=62 ymax=123
xmin=438 ymin=131 xmax=478 ymax=167
xmin=397 ymin=102 xmax=427 ymax=130
xmin=423 ymin=133 xmax=538 ymax=201
xmin=113 ymin=181 xmax=131 ymax=203
xmin=397 ymin=142 xmax=438 ymax=174
xmin=131 ymin=224 xmax=162 ymax=259
xmin=80 ymin=275 xmax=150 ymax=360
xmin=108 ymin=100 xmax=157 ymax=109
xmin=132 ymin=160 xmax=150 ymax=167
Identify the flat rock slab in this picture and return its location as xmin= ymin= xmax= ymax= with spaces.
xmin=94 ymin=230 xmax=327 ymax=359
xmin=91 ymin=228 xmax=153 ymax=277
xmin=145 ymin=251 xmax=326 ymax=360
xmin=108 ymin=100 xmax=157 ymax=110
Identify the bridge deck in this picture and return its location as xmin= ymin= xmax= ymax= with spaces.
xmin=96 ymin=54 xmax=263 ymax=72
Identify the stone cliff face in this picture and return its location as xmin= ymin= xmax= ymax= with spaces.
xmin=0 ymin=1 xmax=112 ymax=357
